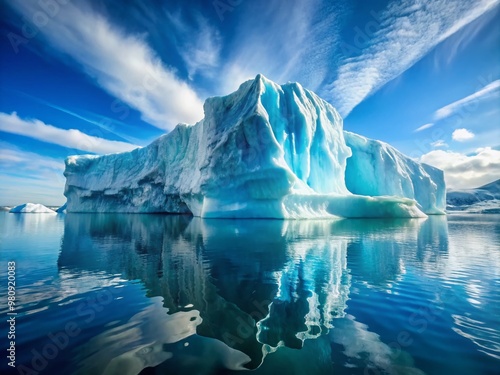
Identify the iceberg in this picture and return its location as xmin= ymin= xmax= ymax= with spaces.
xmin=344 ymin=131 xmax=446 ymax=215
xmin=63 ymin=75 xmax=445 ymax=218
xmin=10 ymin=203 xmax=56 ymax=213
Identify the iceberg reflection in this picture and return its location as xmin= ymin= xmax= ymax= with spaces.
xmin=58 ymin=214 xmax=447 ymax=374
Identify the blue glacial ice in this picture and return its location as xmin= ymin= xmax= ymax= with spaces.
xmin=344 ymin=131 xmax=446 ymax=215
xmin=63 ymin=74 xmax=446 ymax=218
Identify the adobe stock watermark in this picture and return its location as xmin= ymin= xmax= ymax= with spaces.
xmin=7 ymin=0 xmax=72 ymax=54
xmin=221 ymin=298 xmax=272 ymax=346
xmin=57 ymin=55 xmax=161 ymax=200
xmin=339 ymin=10 xmax=384 ymax=58
xmin=363 ymin=286 xmax=457 ymax=375
xmin=212 ymin=0 xmax=245 ymax=22
xmin=15 ymin=287 xmax=120 ymax=375
xmin=72 ymin=64 xmax=161 ymax=154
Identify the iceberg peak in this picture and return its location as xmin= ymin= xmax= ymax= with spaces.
xmin=63 ymin=76 xmax=445 ymax=218
xmin=10 ymin=203 xmax=56 ymax=214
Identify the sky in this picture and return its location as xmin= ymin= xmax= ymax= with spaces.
xmin=0 ymin=0 xmax=499 ymax=205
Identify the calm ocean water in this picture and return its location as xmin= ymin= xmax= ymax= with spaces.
xmin=0 ymin=212 xmax=499 ymax=375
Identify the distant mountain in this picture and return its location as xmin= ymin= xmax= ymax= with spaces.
xmin=477 ymin=179 xmax=500 ymax=194
xmin=447 ymin=179 xmax=500 ymax=214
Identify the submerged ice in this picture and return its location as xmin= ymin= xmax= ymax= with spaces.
xmin=63 ymin=75 xmax=446 ymax=218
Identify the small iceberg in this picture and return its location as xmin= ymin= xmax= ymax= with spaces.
xmin=9 ymin=203 xmax=56 ymax=214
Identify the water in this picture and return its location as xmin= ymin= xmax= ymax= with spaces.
xmin=0 ymin=212 xmax=499 ymax=375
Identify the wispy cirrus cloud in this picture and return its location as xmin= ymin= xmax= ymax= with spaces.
xmin=431 ymin=139 xmax=448 ymax=148
xmin=40 ymin=102 xmax=151 ymax=146
xmin=166 ymin=11 xmax=222 ymax=80
xmin=0 ymin=144 xmax=64 ymax=173
xmin=7 ymin=2 xmax=204 ymax=130
xmin=413 ymin=79 xmax=500 ymax=132
xmin=0 ymin=112 xmax=139 ymax=154
xmin=217 ymin=0 xmax=344 ymax=94
xmin=0 ymin=143 xmax=66 ymax=205
xmin=329 ymin=0 xmax=500 ymax=117
xmin=0 ymin=174 xmax=66 ymax=206
xmin=14 ymin=91 xmax=162 ymax=145
xmin=434 ymin=80 xmax=500 ymax=120
xmin=433 ymin=5 xmax=497 ymax=68
xmin=414 ymin=123 xmax=434 ymax=132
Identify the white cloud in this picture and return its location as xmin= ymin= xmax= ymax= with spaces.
xmin=415 ymin=123 xmax=434 ymax=132
xmin=420 ymin=147 xmax=500 ymax=189
xmin=166 ymin=11 xmax=221 ymax=79
xmin=434 ymin=6 xmax=496 ymax=68
xmin=0 ymin=174 xmax=65 ymax=206
xmin=431 ymin=140 xmax=448 ymax=148
xmin=42 ymin=102 xmax=145 ymax=145
xmin=0 ymin=112 xmax=139 ymax=154
xmin=0 ymin=147 xmax=64 ymax=172
xmin=0 ymin=145 xmax=66 ymax=206
xmin=452 ymin=128 xmax=475 ymax=142
xmin=217 ymin=0 xmax=342 ymax=95
xmin=8 ymin=2 xmax=204 ymax=130
xmin=434 ymin=80 xmax=500 ymax=120
xmin=328 ymin=0 xmax=499 ymax=116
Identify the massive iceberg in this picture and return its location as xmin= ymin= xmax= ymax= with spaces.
xmin=63 ymin=75 xmax=445 ymax=218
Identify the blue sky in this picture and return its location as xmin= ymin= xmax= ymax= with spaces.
xmin=1 ymin=0 xmax=499 ymax=205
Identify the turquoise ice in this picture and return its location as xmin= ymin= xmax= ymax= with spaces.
xmin=63 ymin=75 xmax=445 ymax=218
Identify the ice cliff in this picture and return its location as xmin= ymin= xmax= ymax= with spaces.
xmin=344 ymin=132 xmax=446 ymax=215
xmin=63 ymin=74 xmax=446 ymax=218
